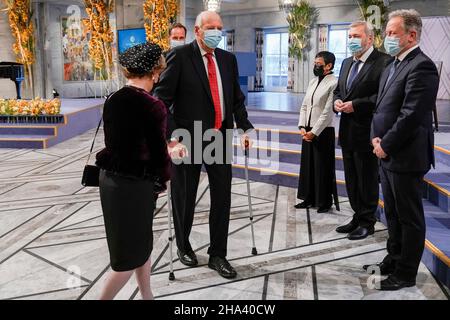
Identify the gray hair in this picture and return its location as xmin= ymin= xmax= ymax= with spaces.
xmin=388 ymin=9 xmax=422 ymax=41
xmin=195 ymin=11 xmax=222 ymax=28
xmin=349 ymin=21 xmax=375 ymax=37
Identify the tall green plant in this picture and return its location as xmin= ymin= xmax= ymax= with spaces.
xmin=286 ymin=0 xmax=318 ymax=60
xmin=356 ymin=0 xmax=389 ymax=48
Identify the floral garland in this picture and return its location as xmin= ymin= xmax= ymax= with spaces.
xmin=83 ymin=0 xmax=115 ymax=79
xmin=143 ymin=0 xmax=179 ymax=52
xmin=0 ymin=98 xmax=61 ymax=116
xmin=3 ymin=0 xmax=35 ymax=92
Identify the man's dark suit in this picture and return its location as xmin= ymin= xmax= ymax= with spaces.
xmin=153 ymin=41 xmax=254 ymax=258
xmin=334 ymin=48 xmax=392 ymax=228
xmin=371 ymin=47 xmax=439 ymax=282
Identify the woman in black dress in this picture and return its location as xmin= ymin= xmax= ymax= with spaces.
xmin=96 ymin=43 xmax=172 ymax=300
xmin=295 ymin=51 xmax=338 ymax=213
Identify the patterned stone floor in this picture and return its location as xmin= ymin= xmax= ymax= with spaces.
xmin=0 ymin=129 xmax=448 ymax=300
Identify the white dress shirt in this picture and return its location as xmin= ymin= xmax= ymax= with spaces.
xmin=198 ymin=42 xmax=225 ymax=122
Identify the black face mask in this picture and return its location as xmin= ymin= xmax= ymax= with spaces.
xmin=313 ymin=65 xmax=325 ymax=77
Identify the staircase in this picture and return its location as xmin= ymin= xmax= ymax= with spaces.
xmin=0 ymin=99 xmax=103 ymax=149
xmin=231 ymin=110 xmax=450 ymax=289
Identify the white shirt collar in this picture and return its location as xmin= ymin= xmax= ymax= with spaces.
xmin=397 ymin=44 xmax=419 ymax=62
xmin=198 ymin=41 xmax=215 ymax=57
xmin=355 ymin=46 xmax=374 ymax=63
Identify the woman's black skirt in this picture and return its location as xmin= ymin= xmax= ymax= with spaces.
xmin=99 ymin=169 xmax=156 ymax=272
xmin=297 ymin=127 xmax=335 ymax=208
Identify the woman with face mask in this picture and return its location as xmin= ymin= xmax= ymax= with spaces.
xmin=95 ymin=42 xmax=174 ymax=300
xmin=295 ymin=51 xmax=339 ymax=213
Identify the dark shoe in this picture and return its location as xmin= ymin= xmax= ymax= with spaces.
xmin=376 ymin=275 xmax=415 ymax=291
xmin=294 ymin=201 xmax=312 ymax=209
xmin=177 ymin=249 xmax=198 ymax=267
xmin=347 ymin=226 xmax=374 ymax=240
xmin=208 ymin=256 xmax=237 ymax=279
xmin=363 ymin=262 xmax=395 ymax=276
xmin=335 ymin=220 xmax=358 ymax=234
xmin=317 ymin=206 xmax=330 ymax=213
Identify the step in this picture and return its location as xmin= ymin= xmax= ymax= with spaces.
xmin=0 ymin=124 xmax=59 ymax=136
xmin=0 ymin=135 xmax=50 ymax=149
xmin=377 ymin=199 xmax=450 ymax=288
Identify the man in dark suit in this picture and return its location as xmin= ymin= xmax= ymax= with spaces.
xmin=334 ymin=21 xmax=392 ymax=240
xmin=153 ymin=11 xmax=254 ymax=279
xmin=367 ymin=9 xmax=439 ymax=291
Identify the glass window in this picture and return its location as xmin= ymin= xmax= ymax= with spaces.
xmin=264 ymin=31 xmax=289 ymax=92
xmin=328 ymin=27 xmax=350 ymax=76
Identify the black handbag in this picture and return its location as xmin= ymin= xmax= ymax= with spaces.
xmin=81 ymin=118 xmax=102 ymax=187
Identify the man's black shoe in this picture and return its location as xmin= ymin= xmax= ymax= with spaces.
xmin=363 ymin=262 xmax=395 ymax=275
xmin=348 ymin=226 xmax=374 ymax=240
xmin=376 ymin=275 xmax=415 ymax=291
xmin=335 ymin=220 xmax=358 ymax=234
xmin=317 ymin=206 xmax=330 ymax=213
xmin=177 ymin=250 xmax=198 ymax=267
xmin=208 ymin=256 xmax=237 ymax=279
xmin=294 ymin=201 xmax=312 ymax=209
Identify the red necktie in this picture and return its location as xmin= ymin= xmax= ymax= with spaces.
xmin=205 ymin=53 xmax=222 ymax=130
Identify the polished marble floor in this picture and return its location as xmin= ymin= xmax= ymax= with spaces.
xmin=0 ymin=129 xmax=448 ymax=300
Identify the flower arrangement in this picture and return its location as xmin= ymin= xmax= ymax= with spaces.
xmin=0 ymin=98 xmax=61 ymax=116
xmin=83 ymin=0 xmax=115 ymax=80
xmin=3 ymin=0 xmax=35 ymax=92
xmin=143 ymin=0 xmax=179 ymax=52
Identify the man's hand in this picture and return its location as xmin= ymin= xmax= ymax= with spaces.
xmin=334 ymin=99 xmax=344 ymax=112
xmin=372 ymin=137 xmax=381 ymax=147
xmin=340 ymin=101 xmax=354 ymax=114
xmin=241 ymin=134 xmax=253 ymax=150
xmin=168 ymin=142 xmax=189 ymax=159
xmin=372 ymin=137 xmax=387 ymax=159
xmin=303 ymin=131 xmax=315 ymax=142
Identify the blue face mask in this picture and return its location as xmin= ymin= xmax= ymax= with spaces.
xmin=384 ymin=36 xmax=403 ymax=56
xmin=348 ymin=38 xmax=363 ymax=55
xmin=170 ymin=39 xmax=185 ymax=48
xmin=203 ymin=29 xmax=222 ymax=49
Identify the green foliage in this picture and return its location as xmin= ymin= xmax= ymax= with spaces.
xmin=356 ymin=0 xmax=390 ymax=48
xmin=286 ymin=0 xmax=318 ymax=60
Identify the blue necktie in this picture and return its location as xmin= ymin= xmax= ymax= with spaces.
xmin=384 ymin=59 xmax=400 ymax=90
xmin=346 ymin=60 xmax=362 ymax=92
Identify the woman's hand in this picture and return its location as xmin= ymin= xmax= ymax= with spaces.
xmin=303 ymin=131 xmax=315 ymax=142
xmin=299 ymin=128 xmax=307 ymax=136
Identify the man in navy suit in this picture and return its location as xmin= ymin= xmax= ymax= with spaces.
xmin=368 ymin=9 xmax=439 ymax=291
xmin=154 ymin=11 xmax=253 ymax=279
xmin=333 ymin=21 xmax=391 ymax=240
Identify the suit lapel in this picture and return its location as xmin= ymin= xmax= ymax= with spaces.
xmin=345 ymin=58 xmax=375 ymax=99
xmin=190 ymin=41 xmax=213 ymax=104
xmin=340 ymin=58 xmax=352 ymax=95
xmin=377 ymin=47 xmax=422 ymax=106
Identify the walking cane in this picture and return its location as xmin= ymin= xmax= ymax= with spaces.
xmin=244 ymin=140 xmax=257 ymax=255
xmin=166 ymin=181 xmax=175 ymax=280
xmin=332 ymin=170 xmax=340 ymax=212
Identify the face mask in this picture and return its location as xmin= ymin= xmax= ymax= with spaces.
xmin=384 ymin=36 xmax=403 ymax=56
xmin=170 ymin=39 xmax=185 ymax=48
xmin=313 ymin=65 xmax=325 ymax=77
xmin=348 ymin=37 xmax=363 ymax=55
xmin=202 ymin=29 xmax=222 ymax=49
